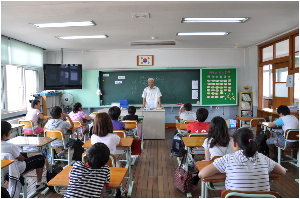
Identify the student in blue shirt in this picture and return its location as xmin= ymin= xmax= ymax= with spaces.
xmin=266 ymin=105 xmax=299 ymax=161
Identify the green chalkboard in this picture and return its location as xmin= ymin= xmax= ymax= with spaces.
xmin=200 ymin=68 xmax=237 ymax=106
xmin=99 ymin=70 xmax=200 ymax=105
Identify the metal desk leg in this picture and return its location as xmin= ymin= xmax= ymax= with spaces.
xmin=200 ymin=179 xmax=204 ymax=198
xmin=126 ymin=147 xmax=134 ymax=197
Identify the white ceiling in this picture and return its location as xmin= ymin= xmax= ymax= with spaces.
xmin=1 ymin=1 xmax=299 ymax=52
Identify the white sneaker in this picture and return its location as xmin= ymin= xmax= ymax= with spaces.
xmin=36 ymin=182 xmax=47 ymax=191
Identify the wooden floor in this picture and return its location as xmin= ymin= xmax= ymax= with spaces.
xmin=8 ymin=128 xmax=299 ymax=198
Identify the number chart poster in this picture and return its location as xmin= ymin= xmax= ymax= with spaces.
xmin=200 ymin=68 xmax=237 ymax=106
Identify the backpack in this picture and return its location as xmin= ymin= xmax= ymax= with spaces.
xmin=46 ymin=164 xmax=63 ymax=191
xmin=255 ymin=132 xmax=269 ymax=156
xmin=170 ymin=132 xmax=185 ymax=157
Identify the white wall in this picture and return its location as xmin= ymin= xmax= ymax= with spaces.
xmin=44 ymin=48 xmax=257 ymax=96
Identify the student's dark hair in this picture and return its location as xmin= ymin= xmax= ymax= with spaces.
xmin=184 ymin=103 xmax=192 ymax=111
xmin=207 ymin=116 xmax=230 ymax=148
xmin=108 ymin=106 xmax=121 ymax=120
xmin=233 ymin=128 xmax=258 ymax=158
xmin=196 ymin=108 xmax=209 ymax=122
xmin=86 ymin=142 xmax=110 ymax=169
xmin=1 ymin=121 xmax=12 ymax=138
xmin=50 ymin=106 xmax=62 ymax=119
xmin=30 ymin=99 xmax=40 ymax=108
xmin=277 ymin=105 xmax=290 ymax=116
xmin=128 ymin=106 xmax=136 ymax=115
xmin=72 ymin=102 xmax=82 ymax=113
xmin=92 ymin=112 xmax=114 ymax=137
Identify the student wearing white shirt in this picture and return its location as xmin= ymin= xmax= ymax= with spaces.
xmin=179 ymin=103 xmax=196 ymax=121
xmin=24 ymin=99 xmax=44 ymax=135
xmin=199 ymin=128 xmax=286 ymax=192
xmin=141 ymin=78 xmax=162 ymax=109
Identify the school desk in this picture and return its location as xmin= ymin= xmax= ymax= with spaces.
xmin=196 ymin=161 xmax=281 ymax=198
xmin=236 ymin=117 xmax=266 ymax=128
xmin=10 ymin=124 xmax=25 ymax=137
xmin=47 ymin=166 xmax=128 ymax=195
xmin=7 ymin=136 xmax=55 ymax=153
xmin=37 ymin=116 xmax=52 ymax=128
xmin=182 ymin=136 xmax=206 ymax=167
xmin=68 ymin=125 xmax=83 ymax=140
xmin=82 ymin=137 xmax=134 ymax=197
xmin=1 ymin=160 xmax=14 ymax=186
xmin=175 ymin=116 xmax=181 ymax=123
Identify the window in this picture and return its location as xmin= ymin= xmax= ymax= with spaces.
xmin=263 ymin=65 xmax=273 ymax=98
xmin=1 ymin=65 xmax=38 ymax=113
xmin=275 ymin=39 xmax=289 ymax=58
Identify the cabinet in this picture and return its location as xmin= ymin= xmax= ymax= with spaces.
xmin=41 ymin=94 xmax=64 ymax=116
xmin=238 ymin=92 xmax=253 ymax=117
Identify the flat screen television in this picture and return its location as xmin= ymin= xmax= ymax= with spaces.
xmin=43 ymin=64 xmax=82 ymax=90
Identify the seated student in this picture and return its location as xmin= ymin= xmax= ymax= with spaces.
xmin=266 ymin=105 xmax=299 ymax=161
xmin=45 ymin=106 xmax=74 ymax=159
xmin=24 ymin=99 xmax=44 ymax=135
xmin=108 ymin=106 xmax=125 ymax=130
xmin=122 ymin=106 xmax=139 ymax=121
xmin=64 ymin=142 xmax=110 ymax=198
xmin=202 ymin=116 xmax=234 ymax=161
xmin=1 ymin=121 xmax=47 ymax=191
xmin=68 ymin=102 xmax=93 ymax=140
xmin=179 ymin=103 xmax=196 ymax=121
xmin=90 ymin=113 xmax=127 ymax=196
xmin=199 ymin=127 xmax=286 ymax=192
xmin=187 ymin=108 xmax=210 ymax=133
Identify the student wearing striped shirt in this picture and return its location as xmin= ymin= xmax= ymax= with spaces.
xmin=64 ymin=142 xmax=110 ymax=198
xmin=199 ymin=128 xmax=286 ymax=192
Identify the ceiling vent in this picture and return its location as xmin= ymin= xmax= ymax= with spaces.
xmin=131 ymin=40 xmax=175 ymax=46
xmin=131 ymin=13 xmax=150 ymax=19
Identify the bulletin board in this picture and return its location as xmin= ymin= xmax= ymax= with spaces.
xmin=200 ymin=68 xmax=237 ymax=106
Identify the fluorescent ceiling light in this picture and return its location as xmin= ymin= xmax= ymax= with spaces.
xmin=55 ymin=35 xmax=108 ymax=39
xmin=177 ymin=32 xmax=229 ymax=36
xmin=30 ymin=21 xmax=96 ymax=28
xmin=182 ymin=18 xmax=248 ymax=23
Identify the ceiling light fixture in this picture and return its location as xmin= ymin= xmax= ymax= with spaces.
xmin=55 ymin=35 xmax=108 ymax=39
xmin=177 ymin=32 xmax=229 ymax=36
xmin=181 ymin=18 xmax=248 ymax=23
xmin=30 ymin=20 xmax=96 ymax=28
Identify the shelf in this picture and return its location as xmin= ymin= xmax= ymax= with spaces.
xmin=238 ymin=92 xmax=253 ymax=117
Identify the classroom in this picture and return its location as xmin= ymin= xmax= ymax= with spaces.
xmin=1 ymin=1 xmax=299 ymax=198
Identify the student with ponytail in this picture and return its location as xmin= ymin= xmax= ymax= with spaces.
xmin=199 ymin=128 xmax=286 ymax=191
xmin=24 ymin=99 xmax=44 ymax=135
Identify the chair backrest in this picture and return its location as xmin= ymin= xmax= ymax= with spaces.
xmin=44 ymin=129 xmax=64 ymax=140
xmin=122 ymin=120 xmax=138 ymax=129
xmin=72 ymin=120 xmax=83 ymax=126
xmin=187 ymin=132 xmax=208 ymax=137
xmin=284 ymin=129 xmax=299 ymax=140
xmin=183 ymin=120 xmax=197 ymax=124
xmin=221 ymin=190 xmax=280 ymax=198
xmin=18 ymin=120 xmax=34 ymax=129
xmin=113 ymin=130 xmax=127 ymax=138
xmin=82 ymin=153 xmax=116 ymax=167
xmin=250 ymin=118 xmax=266 ymax=128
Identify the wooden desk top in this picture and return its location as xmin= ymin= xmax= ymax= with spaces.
xmin=176 ymin=123 xmax=188 ymax=130
xmin=41 ymin=116 xmax=52 ymax=120
xmin=8 ymin=136 xmax=55 ymax=147
xmin=1 ymin=160 xmax=14 ymax=169
xmin=124 ymin=123 xmax=137 ymax=130
xmin=47 ymin=166 xmax=128 ymax=189
xmin=182 ymin=137 xmax=206 ymax=147
xmin=237 ymin=117 xmax=264 ymax=122
xmin=175 ymin=116 xmax=180 ymax=120
xmin=69 ymin=125 xmax=83 ymax=131
xmin=11 ymin=124 xmax=24 ymax=129
xmin=82 ymin=137 xmax=133 ymax=148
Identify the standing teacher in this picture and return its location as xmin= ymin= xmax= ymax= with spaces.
xmin=141 ymin=78 xmax=162 ymax=109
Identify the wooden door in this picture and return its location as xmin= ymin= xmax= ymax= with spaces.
xmin=272 ymin=62 xmax=293 ymax=109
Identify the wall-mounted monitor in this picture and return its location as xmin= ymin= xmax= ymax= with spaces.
xmin=43 ymin=64 xmax=82 ymax=90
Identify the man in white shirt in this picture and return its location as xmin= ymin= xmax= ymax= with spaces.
xmin=141 ymin=78 xmax=162 ymax=109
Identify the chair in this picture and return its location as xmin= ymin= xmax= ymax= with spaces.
xmin=44 ymin=129 xmax=73 ymax=166
xmin=183 ymin=120 xmax=197 ymax=124
xmin=211 ymin=156 xmax=222 ymax=161
xmin=113 ymin=130 xmax=127 ymax=138
xmin=221 ymin=190 xmax=280 ymax=198
xmin=276 ymin=129 xmax=299 ymax=167
xmin=20 ymin=169 xmax=35 ymax=198
xmin=122 ymin=120 xmax=138 ymax=137
xmin=82 ymin=153 xmax=117 ymax=167
xmin=249 ymin=118 xmax=266 ymax=135
xmin=19 ymin=120 xmax=43 ymax=137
